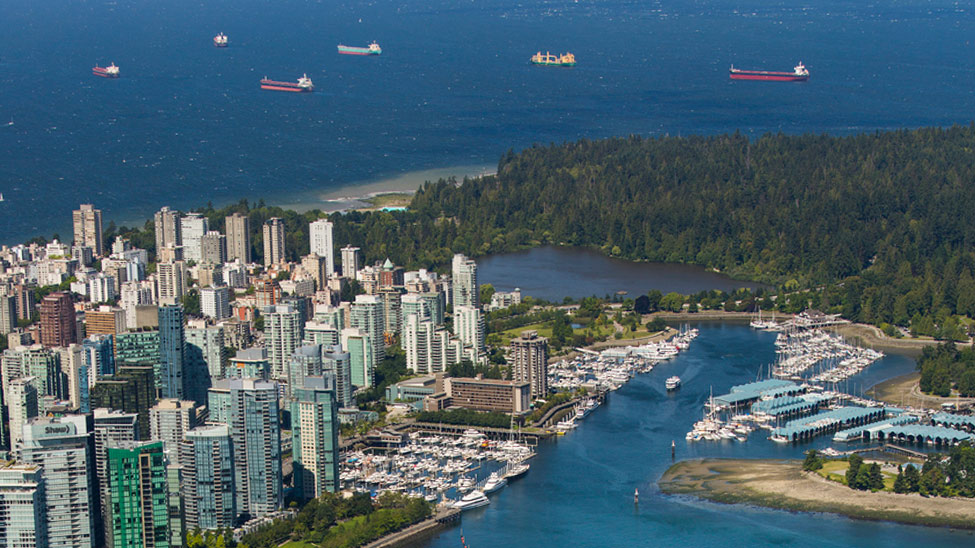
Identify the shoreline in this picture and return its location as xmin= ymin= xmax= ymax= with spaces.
xmin=90 ymin=163 xmax=496 ymax=238
xmin=649 ymin=311 xmax=947 ymax=356
xmin=659 ymin=458 xmax=975 ymax=530
xmin=273 ymin=164 xmax=495 ymax=214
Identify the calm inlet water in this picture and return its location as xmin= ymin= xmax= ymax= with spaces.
xmin=479 ymin=246 xmax=764 ymax=300
xmin=2 ymin=0 xmax=975 ymax=243
xmin=418 ymin=324 xmax=969 ymax=548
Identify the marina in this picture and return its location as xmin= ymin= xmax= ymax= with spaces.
xmin=341 ymin=328 xmax=701 ymax=508
xmin=420 ymin=322 xmax=966 ymax=548
xmin=340 ymin=428 xmax=535 ymax=507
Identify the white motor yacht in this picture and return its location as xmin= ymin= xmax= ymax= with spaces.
xmin=452 ymin=490 xmax=490 ymax=511
xmin=666 ymin=376 xmax=681 ymax=391
xmin=483 ymin=472 xmax=507 ymax=494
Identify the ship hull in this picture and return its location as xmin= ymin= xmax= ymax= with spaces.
xmin=260 ymin=84 xmax=310 ymax=92
xmin=92 ymin=70 xmax=118 ymax=78
xmin=338 ymin=46 xmax=380 ymax=55
xmin=730 ymin=71 xmax=807 ymax=82
xmin=531 ymin=61 xmax=575 ymax=67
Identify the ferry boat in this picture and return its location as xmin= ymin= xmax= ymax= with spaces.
xmin=531 ymin=51 xmax=576 ymax=67
xmin=260 ymin=74 xmax=314 ymax=92
xmin=729 ymin=62 xmax=808 ymax=82
xmin=666 ymin=376 xmax=681 ymax=391
xmin=213 ymin=33 xmax=229 ymax=47
xmin=338 ymin=42 xmax=382 ymax=55
xmin=92 ymin=63 xmax=120 ymax=78
xmin=452 ymin=490 xmax=490 ymax=511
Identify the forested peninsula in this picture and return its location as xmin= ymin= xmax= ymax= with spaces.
xmin=100 ymin=125 xmax=975 ymax=332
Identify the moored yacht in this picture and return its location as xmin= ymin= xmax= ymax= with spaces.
xmin=483 ymin=472 xmax=507 ymax=494
xmin=452 ymin=490 xmax=490 ymax=510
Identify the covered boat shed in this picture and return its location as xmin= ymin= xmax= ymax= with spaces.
xmin=832 ymin=414 xmax=919 ymax=442
xmin=931 ymin=412 xmax=975 ymax=433
xmin=876 ymin=424 xmax=973 ymax=447
xmin=772 ymin=406 xmax=886 ymax=442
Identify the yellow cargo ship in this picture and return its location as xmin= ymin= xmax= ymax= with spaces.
xmin=531 ymin=51 xmax=576 ymax=67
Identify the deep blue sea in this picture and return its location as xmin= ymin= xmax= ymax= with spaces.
xmin=2 ymin=0 xmax=975 ymax=244
xmin=418 ymin=323 xmax=972 ymax=548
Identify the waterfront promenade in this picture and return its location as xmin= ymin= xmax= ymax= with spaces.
xmin=362 ymin=508 xmax=461 ymax=548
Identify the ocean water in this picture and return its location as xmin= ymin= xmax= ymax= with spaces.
xmin=418 ymin=323 xmax=971 ymax=548
xmin=2 ymin=0 xmax=975 ymax=244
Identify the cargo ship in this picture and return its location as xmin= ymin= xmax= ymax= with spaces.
xmin=213 ymin=33 xmax=229 ymax=47
xmin=92 ymin=63 xmax=120 ymax=78
xmin=729 ymin=62 xmax=809 ymax=81
xmin=260 ymin=74 xmax=314 ymax=92
xmin=337 ymin=42 xmax=382 ymax=55
xmin=531 ymin=51 xmax=576 ymax=67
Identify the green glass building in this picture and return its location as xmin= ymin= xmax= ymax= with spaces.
xmin=291 ymin=375 xmax=340 ymax=499
xmin=107 ymin=441 xmax=170 ymax=548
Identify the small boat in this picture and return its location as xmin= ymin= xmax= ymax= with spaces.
xmin=666 ymin=376 xmax=681 ymax=391
xmin=213 ymin=33 xmax=229 ymax=47
xmin=634 ymin=488 xmax=639 ymax=503
xmin=452 ymin=490 xmax=490 ymax=511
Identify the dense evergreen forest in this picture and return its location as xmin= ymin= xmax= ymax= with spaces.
xmin=409 ymin=126 xmax=975 ymax=328
xmin=917 ymin=342 xmax=975 ymax=397
xmin=101 ymin=125 xmax=975 ymax=331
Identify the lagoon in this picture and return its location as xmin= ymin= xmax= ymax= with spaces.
xmin=479 ymin=246 xmax=764 ymax=301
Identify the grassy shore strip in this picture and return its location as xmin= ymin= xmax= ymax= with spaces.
xmin=866 ymin=372 xmax=975 ymax=410
xmin=359 ymin=193 xmax=414 ymax=210
xmin=659 ymin=459 xmax=975 ymax=530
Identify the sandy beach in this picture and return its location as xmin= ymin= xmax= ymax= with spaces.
xmin=273 ymin=164 xmax=495 ymax=213
xmin=659 ymin=458 xmax=975 ymax=529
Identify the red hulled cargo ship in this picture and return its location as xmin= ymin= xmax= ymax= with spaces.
xmin=92 ymin=63 xmax=120 ymax=78
xmin=260 ymin=74 xmax=314 ymax=92
xmin=729 ymin=62 xmax=808 ymax=82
